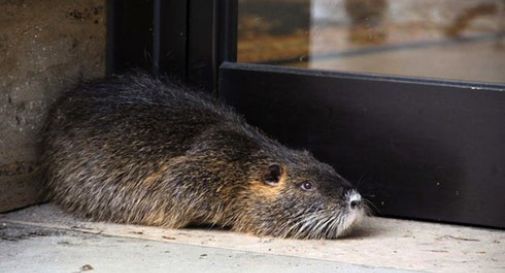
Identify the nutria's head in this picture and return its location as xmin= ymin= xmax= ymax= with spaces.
xmin=235 ymin=150 xmax=367 ymax=239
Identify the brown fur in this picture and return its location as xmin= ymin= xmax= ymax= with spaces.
xmin=41 ymin=74 xmax=366 ymax=239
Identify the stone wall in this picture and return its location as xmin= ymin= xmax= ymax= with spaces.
xmin=0 ymin=0 xmax=106 ymax=212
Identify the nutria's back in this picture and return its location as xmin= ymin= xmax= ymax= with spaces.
xmin=43 ymin=74 xmax=366 ymax=239
xmin=46 ymin=76 xmax=245 ymax=156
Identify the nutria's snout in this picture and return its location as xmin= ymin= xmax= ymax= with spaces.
xmin=347 ymin=189 xmax=363 ymax=210
xmin=342 ymin=189 xmax=368 ymax=233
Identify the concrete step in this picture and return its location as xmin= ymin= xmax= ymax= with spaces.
xmin=1 ymin=204 xmax=503 ymax=273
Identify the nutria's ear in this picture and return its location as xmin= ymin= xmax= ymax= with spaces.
xmin=263 ymin=163 xmax=282 ymax=186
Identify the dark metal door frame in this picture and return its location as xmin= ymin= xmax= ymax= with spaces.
xmin=219 ymin=62 xmax=505 ymax=229
xmin=107 ymin=0 xmax=236 ymax=93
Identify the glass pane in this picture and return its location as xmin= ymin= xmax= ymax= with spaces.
xmin=238 ymin=0 xmax=505 ymax=84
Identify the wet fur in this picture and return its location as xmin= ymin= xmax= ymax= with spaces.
xmin=42 ymin=74 xmax=365 ymax=239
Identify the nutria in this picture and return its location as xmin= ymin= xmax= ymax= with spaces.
xmin=42 ymin=74 xmax=367 ymax=239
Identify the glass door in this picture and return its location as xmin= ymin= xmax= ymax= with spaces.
xmin=237 ymin=0 xmax=505 ymax=84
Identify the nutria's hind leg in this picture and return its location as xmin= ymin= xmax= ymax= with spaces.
xmin=141 ymin=210 xmax=194 ymax=229
xmin=116 ymin=196 xmax=195 ymax=229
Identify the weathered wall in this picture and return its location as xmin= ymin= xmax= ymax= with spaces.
xmin=0 ymin=0 xmax=106 ymax=212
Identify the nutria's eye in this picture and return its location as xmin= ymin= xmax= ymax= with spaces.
xmin=300 ymin=181 xmax=314 ymax=191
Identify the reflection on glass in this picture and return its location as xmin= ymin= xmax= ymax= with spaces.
xmin=238 ymin=0 xmax=505 ymax=84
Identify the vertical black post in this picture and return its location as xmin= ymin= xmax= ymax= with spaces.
xmin=152 ymin=0 xmax=161 ymax=77
xmin=186 ymin=0 xmax=216 ymax=91
xmin=187 ymin=0 xmax=237 ymax=93
xmin=216 ymin=0 xmax=238 ymax=92
xmin=106 ymin=0 xmax=154 ymax=75
xmin=154 ymin=0 xmax=189 ymax=80
xmin=106 ymin=0 xmax=188 ymax=79
xmin=107 ymin=0 xmax=237 ymax=92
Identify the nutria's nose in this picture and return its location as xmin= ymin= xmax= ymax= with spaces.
xmin=347 ymin=190 xmax=362 ymax=209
